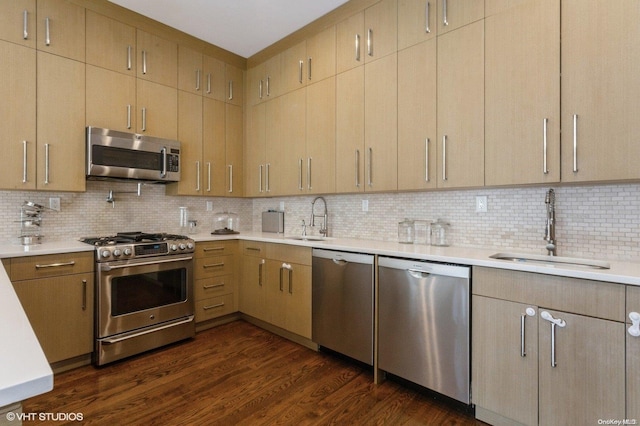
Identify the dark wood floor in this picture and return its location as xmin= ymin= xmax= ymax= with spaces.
xmin=23 ymin=320 xmax=484 ymax=425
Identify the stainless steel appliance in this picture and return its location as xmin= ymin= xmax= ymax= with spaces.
xmin=81 ymin=232 xmax=195 ymax=366
xmin=312 ymin=249 xmax=374 ymax=365
xmin=378 ymin=257 xmax=470 ymax=404
xmin=86 ymin=126 xmax=181 ymax=182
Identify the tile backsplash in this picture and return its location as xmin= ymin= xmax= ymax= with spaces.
xmin=1 ymin=181 xmax=639 ymax=262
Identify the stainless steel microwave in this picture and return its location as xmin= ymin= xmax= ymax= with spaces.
xmin=86 ymin=126 xmax=181 ymax=182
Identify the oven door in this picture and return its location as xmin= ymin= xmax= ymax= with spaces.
xmin=96 ymin=255 xmax=194 ymax=339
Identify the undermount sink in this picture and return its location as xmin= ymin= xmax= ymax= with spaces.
xmin=286 ymin=236 xmax=329 ymax=242
xmin=489 ymin=252 xmax=610 ymax=270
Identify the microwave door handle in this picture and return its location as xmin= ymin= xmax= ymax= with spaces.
xmin=160 ymin=147 xmax=167 ymax=178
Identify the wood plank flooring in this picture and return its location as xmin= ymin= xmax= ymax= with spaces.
xmin=23 ymin=320 xmax=484 ymax=425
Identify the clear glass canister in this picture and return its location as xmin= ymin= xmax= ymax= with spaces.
xmin=431 ymin=219 xmax=450 ymax=246
xmin=398 ymin=219 xmax=415 ymax=244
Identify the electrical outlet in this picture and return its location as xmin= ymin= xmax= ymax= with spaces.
xmin=475 ymin=195 xmax=488 ymax=213
xmin=49 ymin=197 xmax=61 ymax=211
xmin=279 ymin=201 xmax=285 ymax=211
xmin=206 ymin=201 xmax=213 ymax=211
xmin=362 ymin=200 xmax=369 ymax=212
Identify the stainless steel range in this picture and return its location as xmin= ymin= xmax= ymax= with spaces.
xmin=81 ymin=232 xmax=195 ymax=366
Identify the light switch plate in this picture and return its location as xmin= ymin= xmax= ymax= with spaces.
xmin=475 ymin=196 xmax=488 ymax=213
xmin=362 ymin=200 xmax=369 ymax=212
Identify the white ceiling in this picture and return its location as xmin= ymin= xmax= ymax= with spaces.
xmin=108 ymin=0 xmax=349 ymax=58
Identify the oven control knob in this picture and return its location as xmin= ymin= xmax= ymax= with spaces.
xmin=113 ymin=249 xmax=122 ymax=257
xmin=123 ymin=248 xmax=132 ymax=256
xmin=187 ymin=242 xmax=194 ymax=250
xmin=170 ymin=244 xmax=178 ymax=251
xmin=100 ymin=250 xmax=111 ymax=259
xmin=179 ymin=243 xmax=186 ymax=250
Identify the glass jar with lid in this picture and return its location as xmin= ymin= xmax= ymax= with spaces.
xmin=398 ymin=219 xmax=415 ymax=244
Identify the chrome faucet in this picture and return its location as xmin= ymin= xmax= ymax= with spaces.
xmin=310 ymin=196 xmax=328 ymax=237
xmin=544 ymin=188 xmax=556 ymax=256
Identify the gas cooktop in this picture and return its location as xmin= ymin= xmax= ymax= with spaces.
xmin=80 ymin=232 xmax=194 ymax=261
xmin=81 ymin=232 xmax=190 ymax=246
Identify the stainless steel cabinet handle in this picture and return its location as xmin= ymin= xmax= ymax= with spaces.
xmin=367 ymin=147 xmax=373 ymax=187
xmin=520 ymin=307 xmax=536 ymax=357
xmin=206 ymin=73 xmax=212 ymax=94
xmin=126 ymin=104 xmax=132 ymax=129
xmin=355 ymin=34 xmax=361 ymax=62
xmin=258 ymin=259 xmax=265 ymax=286
xmin=203 ymin=247 xmax=225 ymax=252
xmin=141 ymin=107 xmax=147 ymax=131
xmin=127 ymin=45 xmax=132 ymax=70
xmin=195 ymin=161 xmax=201 ymax=191
xmin=307 ymin=157 xmax=312 ymax=190
xmin=44 ymin=143 xmax=50 ymax=184
xmin=442 ymin=135 xmax=448 ymax=181
xmin=266 ymin=163 xmax=271 ymax=192
xmin=541 ymin=310 xmax=566 ymax=368
xmin=355 ymin=149 xmax=360 ymax=188
xmin=203 ymin=302 xmax=225 ymax=310
xmin=425 ymin=138 xmax=430 ymax=182
xmin=36 ymin=260 xmax=75 ymax=269
xmin=82 ymin=279 xmax=87 ymax=311
xmin=203 ymin=282 xmax=225 ymax=289
xmin=23 ymin=10 xmax=28 ymax=39
xmin=280 ymin=263 xmax=293 ymax=293
xmin=142 ymin=50 xmax=147 ymax=74
xmin=258 ymin=164 xmax=263 ymax=193
xmin=259 ymin=79 xmax=263 ymax=99
xmin=298 ymin=158 xmax=303 ymax=190
xmin=228 ymin=164 xmax=233 ymax=193
xmin=207 ymin=162 xmax=211 ymax=192
xmin=543 ymin=118 xmax=549 ymax=174
xmin=266 ymin=76 xmax=271 ymax=97
xmin=203 ymin=262 xmax=225 ymax=269
xmin=425 ymin=2 xmax=431 ymax=33
xmin=228 ymin=80 xmax=233 ymax=100
xmin=308 ymin=57 xmax=312 ymax=80
xmin=442 ymin=0 xmax=449 ymax=26
xmin=196 ymin=69 xmax=201 ymax=91
xmin=298 ymin=60 xmax=304 ymax=84
xmin=572 ymin=114 xmax=578 ymax=172
xmin=45 ymin=17 xmax=50 ymax=46
xmin=367 ymin=29 xmax=373 ymax=56
xmin=22 ymin=141 xmax=28 ymax=183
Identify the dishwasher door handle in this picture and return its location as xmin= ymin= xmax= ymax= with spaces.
xmin=408 ymin=269 xmax=431 ymax=279
xmin=332 ymin=258 xmax=348 ymax=265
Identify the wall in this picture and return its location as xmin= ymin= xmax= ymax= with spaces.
xmin=1 ymin=182 xmax=639 ymax=262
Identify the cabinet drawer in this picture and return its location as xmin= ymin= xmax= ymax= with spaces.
xmin=267 ymin=243 xmax=312 ymax=266
xmin=473 ymin=267 xmax=625 ymax=322
xmin=195 ymin=275 xmax=235 ymax=301
xmin=242 ymin=241 xmax=267 ymax=257
xmin=196 ymin=293 xmax=235 ymax=322
xmin=195 ymin=240 xmax=238 ymax=258
xmin=10 ymin=252 xmax=94 ymax=281
xmin=194 ymin=255 xmax=234 ymax=279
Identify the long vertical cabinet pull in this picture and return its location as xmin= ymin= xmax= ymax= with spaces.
xmin=207 ymin=162 xmax=212 ymax=193
xmin=307 ymin=158 xmax=312 ymax=190
xmin=543 ymin=118 xmax=549 ymax=174
xmin=44 ymin=144 xmax=50 ymax=185
xmin=22 ymin=141 xmax=28 ymax=183
xmin=259 ymin=80 xmax=263 ymax=100
xmin=265 ymin=163 xmax=271 ymax=192
xmin=126 ymin=105 xmax=132 ymax=129
xmin=308 ymin=57 xmax=312 ymax=80
xmin=367 ymin=147 xmax=373 ymax=187
xmin=425 ymin=2 xmax=431 ymax=33
xmin=367 ymin=29 xmax=373 ymax=57
xmin=45 ymin=17 xmax=51 ymax=46
xmin=425 ymin=138 xmax=430 ymax=182
xmin=541 ymin=311 xmax=566 ymax=368
xmin=142 ymin=50 xmax=147 ymax=74
xmin=442 ymin=135 xmax=448 ymax=181
xmin=520 ymin=307 xmax=536 ymax=357
xmin=280 ymin=263 xmax=293 ymax=293
xmin=298 ymin=60 xmax=304 ymax=84
xmin=228 ymin=81 xmax=233 ymax=101
xmin=206 ymin=73 xmax=212 ymax=95
xmin=127 ymin=45 xmax=132 ymax=70
xmin=572 ymin=114 xmax=578 ymax=172
xmin=258 ymin=259 xmax=265 ymax=286
xmin=23 ymin=10 xmax=29 ymax=39
xmin=82 ymin=279 xmax=87 ymax=311
xmin=298 ymin=158 xmax=303 ymax=190
xmin=442 ymin=0 xmax=449 ymax=26
xmin=266 ymin=76 xmax=271 ymax=97
xmin=355 ymin=149 xmax=360 ymax=188
xmin=258 ymin=164 xmax=264 ymax=193
xmin=141 ymin=107 xmax=147 ymax=131
xmin=195 ymin=161 xmax=201 ymax=192
xmin=228 ymin=164 xmax=233 ymax=193
xmin=355 ymin=34 xmax=361 ymax=62
xmin=195 ymin=70 xmax=201 ymax=91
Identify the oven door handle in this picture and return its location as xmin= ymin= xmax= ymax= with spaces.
xmin=101 ymin=315 xmax=195 ymax=344
xmin=99 ymin=256 xmax=193 ymax=271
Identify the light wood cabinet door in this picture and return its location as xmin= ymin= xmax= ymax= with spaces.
xmin=538 ymin=309 xmax=625 ymax=426
xmin=225 ymin=104 xmax=244 ymax=197
xmin=240 ymin=255 xmax=267 ymax=321
xmin=225 ymin=64 xmax=243 ymax=106
xmin=178 ymin=45 xmax=203 ymax=94
xmin=85 ymin=10 xmax=136 ymax=75
xmin=36 ymin=0 xmax=85 ymax=61
xmin=336 ymin=11 xmax=364 ymax=74
xmin=437 ymin=21 xmax=484 ymax=188
xmin=398 ymin=40 xmax=437 ymax=190
xmin=275 ymin=88 xmax=306 ymax=196
xmin=306 ymin=26 xmax=336 ymax=83
xmin=136 ymin=79 xmax=178 ymax=139
xmin=485 ymin=0 xmax=560 ymax=186
xmin=170 ymin=91 xmax=203 ymax=196
xmin=203 ymin=55 xmax=226 ymax=101
xmin=0 ymin=0 xmax=36 ymax=48
xmin=306 ymin=77 xmax=336 ymax=195
xmin=627 ymin=286 xmax=640 ymax=420
xmin=265 ymin=259 xmax=311 ymax=339
xmin=364 ymin=0 xmax=397 ymax=63
xmin=364 ymin=53 xmax=397 ymax=192
xmin=336 ymin=66 xmax=365 ymax=193
xmin=86 ymin=65 xmax=136 ymax=133
xmin=436 ymin=0 xmax=484 ymax=34
xmin=472 ymin=296 xmax=538 ymax=426
xmin=244 ymin=103 xmax=266 ymax=197
xmin=0 ymin=41 xmax=36 ymax=190
xmin=203 ymin=98 xmax=225 ymax=196
xmin=37 ymin=51 xmax=85 ymax=191
xmin=398 ymin=0 xmax=437 ymax=50
xmin=281 ymin=41 xmax=307 ymax=94
xmin=13 ymin=273 xmax=94 ymax=364
xmin=136 ymin=29 xmax=177 ymax=88
xmin=561 ymin=0 xmax=640 ymax=182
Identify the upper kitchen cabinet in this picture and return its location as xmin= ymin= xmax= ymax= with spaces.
xmin=305 ymin=77 xmax=336 ymax=195
xmin=0 ymin=0 xmax=36 ymax=48
xmin=86 ymin=65 xmax=137 ymax=132
xmin=136 ymin=79 xmax=178 ymax=140
xmin=36 ymin=0 xmax=85 ymax=62
xmin=136 ymin=29 xmax=177 ymax=88
xmin=306 ymin=26 xmax=336 ymax=84
xmin=397 ymin=39 xmax=437 ymax=190
xmin=225 ymin=104 xmax=244 ymax=197
xmin=225 ymin=64 xmax=243 ymax=106
xmin=178 ymin=45 xmax=203 ymax=95
xmin=363 ymin=0 xmax=397 ymax=62
xmin=398 ymin=0 xmax=438 ymax=50
xmin=85 ymin=10 xmax=136 ymax=76
xmin=561 ymin=0 xmax=640 ymax=183
xmin=247 ymin=53 xmax=282 ymax=105
xmin=485 ymin=0 xmax=560 ymax=186
xmin=436 ymin=0 xmax=484 ymax=34
xmin=281 ymin=41 xmax=308 ymax=94
xmin=437 ymin=20 xmax=484 ymax=189
xmin=0 ymin=41 xmax=36 ymax=190
xmin=202 ymin=98 xmax=225 ymax=196
xmin=245 ymin=103 xmax=267 ymax=197
xmin=203 ymin=55 xmax=226 ymax=101
xmin=336 ymin=11 xmax=364 ymax=73
xmin=37 ymin=51 xmax=85 ymax=191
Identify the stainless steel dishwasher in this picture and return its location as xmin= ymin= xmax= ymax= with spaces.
xmin=378 ymin=256 xmax=470 ymax=404
xmin=312 ymin=249 xmax=374 ymax=365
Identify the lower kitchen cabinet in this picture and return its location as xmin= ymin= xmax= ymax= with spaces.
xmin=9 ymin=252 xmax=94 ymax=364
xmin=193 ymin=241 xmax=238 ymax=323
xmin=628 ymin=286 xmax=640 ymax=420
xmin=239 ymin=241 xmax=267 ymax=320
xmin=472 ymin=267 xmax=626 ymax=426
